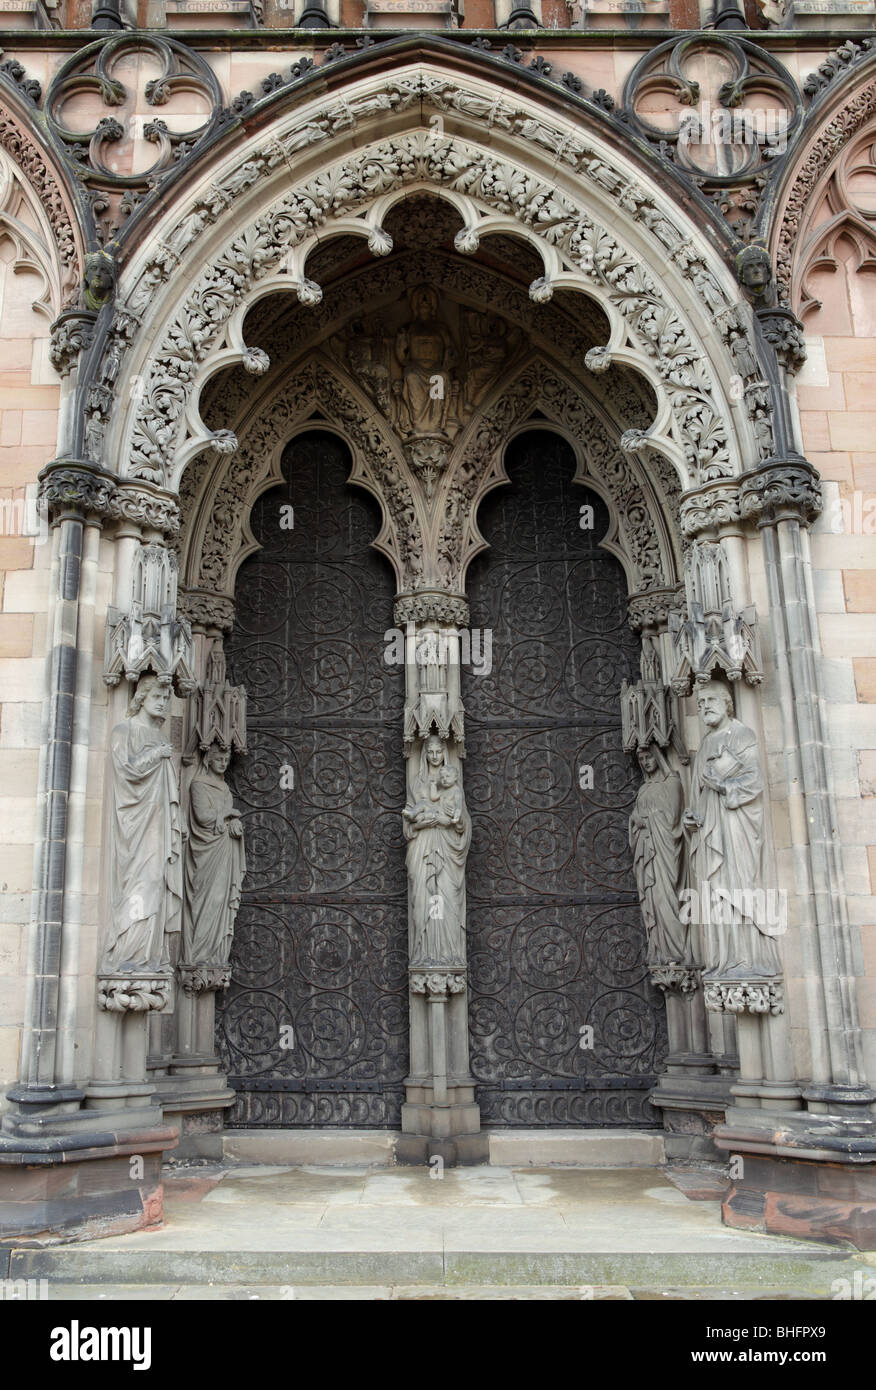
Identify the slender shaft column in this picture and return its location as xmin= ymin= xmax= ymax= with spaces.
xmin=395 ymin=600 xmax=487 ymax=1165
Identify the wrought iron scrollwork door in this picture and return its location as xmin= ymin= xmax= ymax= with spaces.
xmin=464 ymin=430 xmax=667 ymax=1126
xmin=217 ymin=432 xmax=407 ymax=1127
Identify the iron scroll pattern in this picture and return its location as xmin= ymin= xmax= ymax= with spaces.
xmin=464 ymin=432 xmax=667 ymax=1127
xmin=217 ymin=433 xmax=407 ymax=1127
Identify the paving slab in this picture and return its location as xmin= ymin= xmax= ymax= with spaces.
xmin=7 ymin=1164 xmax=871 ymax=1295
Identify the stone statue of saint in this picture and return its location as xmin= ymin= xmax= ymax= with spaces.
xmin=182 ymin=744 xmax=246 ymax=970
xmin=394 ymin=285 xmax=458 ymax=437
xmin=629 ymin=744 xmax=689 ymax=969
xmin=683 ymin=681 xmax=781 ymax=977
xmin=105 ymin=674 xmax=182 ymax=971
xmin=403 ymin=734 xmax=470 ymax=967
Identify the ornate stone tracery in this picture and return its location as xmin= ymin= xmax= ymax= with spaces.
xmin=96 ymin=69 xmax=769 ymax=504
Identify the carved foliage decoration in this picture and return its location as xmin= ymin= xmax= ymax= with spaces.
xmin=120 ymin=106 xmax=748 ymax=492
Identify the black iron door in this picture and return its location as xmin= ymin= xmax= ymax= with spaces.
xmin=464 ymin=430 xmax=667 ymax=1126
xmin=217 ymin=432 xmax=407 ymax=1126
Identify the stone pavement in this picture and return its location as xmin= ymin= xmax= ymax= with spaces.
xmin=7 ymin=1164 xmax=875 ymax=1300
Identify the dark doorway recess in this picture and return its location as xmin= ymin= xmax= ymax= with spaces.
xmin=464 ymin=430 xmax=667 ymax=1126
xmin=218 ymin=431 xmax=407 ymax=1127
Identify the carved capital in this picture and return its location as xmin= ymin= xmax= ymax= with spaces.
xmin=49 ymin=309 xmax=97 ymax=377
xmin=738 ymin=460 xmax=822 ymax=529
xmin=394 ymin=592 xmax=470 ymax=627
xmin=650 ymin=964 xmax=699 ymax=994
xmin=680 ymin=481 xmax=742 ymax=539
xmin=106 ymin=482 xmax=181 ymax=537
xmin=627 ymin=586 xmax=685 ymax=634
xmin=410 ymin=969 xmax=466 ymax=997
xmin=756 ymin=306 xmax=807 ymax=375
xmin=178 ymin=588 xmax=236 ymax=632
xmin=703 ymin=977 xmax=784 ymax=1016
xmin=38 ymin=460 xmax=117 ymax=522
xmin=178 ymin=962 xmax=231 ymax=994
xmin=97 ymin=974 xmax=171 ymax=1013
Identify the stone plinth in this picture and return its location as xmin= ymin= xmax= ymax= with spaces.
xmin=0 ymin=1125 xmax=177 ymax=1242
xmin=716 ymin=1111 xmax=876 ymax=1250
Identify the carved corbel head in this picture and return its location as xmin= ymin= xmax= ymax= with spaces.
xmin=82 ymin=248 xmax=118 ymax=313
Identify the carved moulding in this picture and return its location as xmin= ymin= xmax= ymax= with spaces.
xmin=0 ymin=110 xmax=79 ymax=307
xmin=775 ymin=73 xmax=876 ymax=311
xmin=703 ymin=978 xmax=784 ymax=1016
xmin=119 ymin=119 xmax=750 ymax=496
xmin=97 ymin=975 xmax=171 ymax=1013
xmin=181 ymin=359 xmax=416 ymax=597
xmin=448 ymin=358 xmax=678 ymax=597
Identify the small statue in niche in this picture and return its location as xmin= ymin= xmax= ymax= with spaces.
xmin=629 ymin=743 xmax=690 ymax=970
xmin=683 ymin=680 xmax=781 ymax=977
xmin=404 ymin=735 xmax=470 ymax=967
xmin=105 ymin=674 xmax=183 ymax=972
xmin=181 ymin=743 xmax=246 ymax=973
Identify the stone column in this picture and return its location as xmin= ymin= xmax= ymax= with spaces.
xmin=0 ymin=467 xmax=178 ymax=1241
xmin=394 ymin=598 xmax=488 ymax=1165
xmin=714 ymin=459 xmax=876 ymax=1250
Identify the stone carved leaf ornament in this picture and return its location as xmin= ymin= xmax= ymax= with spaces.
xmin=121 ymin=123 xmax=745 ymax=493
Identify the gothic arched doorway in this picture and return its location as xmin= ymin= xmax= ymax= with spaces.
xmin=216 ymin=431 xmax=408 ymax=1127
xmin=464 ymin=430 xmax=668 ymax=1126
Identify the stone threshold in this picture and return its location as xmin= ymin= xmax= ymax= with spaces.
xmin=220 ymin=1128 xmax=666 ymax=1167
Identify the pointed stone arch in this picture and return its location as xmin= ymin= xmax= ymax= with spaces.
xmin=83 ymin=64 xmax=776 ymax=507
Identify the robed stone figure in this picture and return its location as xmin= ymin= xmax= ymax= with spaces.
xmin=629 ymin=745 xmax=689 ymax=968
xmin=404 ymin=734 xmax=471 ymax=966
xmin=683 ymin=681 xmax=780 ymax=977
xmin=182 ymin=744 xmax=246 ymax=969
xmin=106 ymin=674 xmax=182 ymax=971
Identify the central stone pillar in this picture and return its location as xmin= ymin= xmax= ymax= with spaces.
xmin=394 ymin=597 xmax=488 ymax=1165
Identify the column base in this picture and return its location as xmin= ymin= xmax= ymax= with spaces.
xmin=153 ymin=1065 xmax=236 ymax=1160
xmin=395 ymin=1131 xmax=491 ymax=1166
xmin=715 ymin=1109 xmax=876 ymax=1250
xmin=399 ymin=1077 xmax=486 ymax=1165
xmin=649 ymin=1073 xmax=733 ymax=1161
xmin=0 ymin=1123 xmax=177 ymax=1243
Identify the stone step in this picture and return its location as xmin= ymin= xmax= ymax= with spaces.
xmin=7 ymin=1245 xmax=862 ymax=1292
xmin=34 ymin=1283 xmax=835 ymax=1301
xmin=219 ymin=1128 xmax=667 ymax=1168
